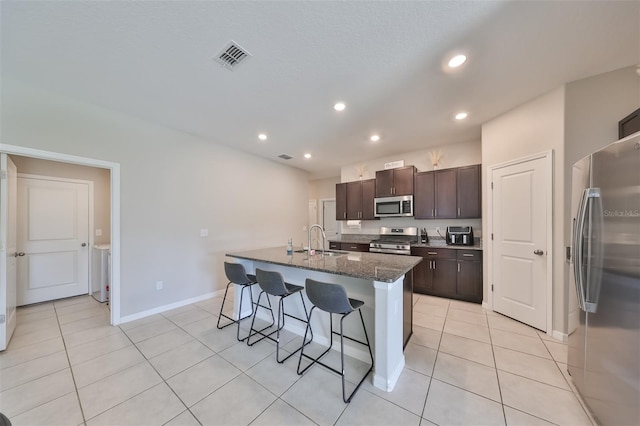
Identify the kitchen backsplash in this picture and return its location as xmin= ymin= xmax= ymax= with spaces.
xmin=338 ymin=217 xmax=482 ymax=239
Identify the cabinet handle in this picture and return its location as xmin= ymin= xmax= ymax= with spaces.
xmin=458 ymin=207 xmax=461 ymax=216
xmin=431 ymin=208 xmax=434 ymax=217
xmin=457 ymin=263 xmax=461 ymax=272
xmin=434 ymin=208 xmax=437 ymax=217
xmin=462 ymin=253 xmax=474 ymax=257
xmin=433 ymin=261 xmax=436 ymax=270
xmin=427 ymin=252 xmax=437 ymax=255
xmin=343 ymin=212 xmax=346 ymax=219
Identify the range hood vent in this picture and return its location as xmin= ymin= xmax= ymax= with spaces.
xmin=214 ymin=41 xmax=251 ymax=70
xmin=278 ymin=154 xmax=293 ymax=160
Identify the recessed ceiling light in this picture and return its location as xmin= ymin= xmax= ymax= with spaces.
xmin=455 ymin=112 xmax=468 ymax=120
xmin=304 ymin=153 xmax=312 ymax=159
xmin=334 ymin=102 xmax=346 ymax=111
xmin=448 ymin=54 xmax=467 ymax=68
xmin=258 ymin=133 xmax=267 ymax=141
xmin=370 ymin=135 xmax=380 ymax=142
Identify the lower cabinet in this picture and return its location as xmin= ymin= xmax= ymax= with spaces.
xmin=329 ymin=242 xmax=370 ymax=252
xmin=411 ymin=247 xmax=483 ymax=303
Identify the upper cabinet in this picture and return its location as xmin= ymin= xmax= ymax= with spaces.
xmin=414 ymin=164 xmax=481 ymax=219
xmin=336 ymin=178 xmax=376 ymax=220
xmin=456 ymin=165 xmax=481 ymax=218
xmin=375 ymin=166 xmax=416 ymax=197
xmin=336 ymin=182 xmax=347 ymax=221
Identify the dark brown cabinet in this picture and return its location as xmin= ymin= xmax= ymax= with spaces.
xmin=375 ymin=166 xmax=415 ymax=197
xmin=456 ymin=165 xmax=481 ymax=218
xmin=335 ymin=183 xmax=347 ymax=221
xmin=456 ymin=250 xmax=483 ymax=303
xmin=337 ymin=179 xmax=376 ymax=220
xmin=329 ymin=242 xmax=369 ymax=252
xmin=414 ymin=164 xmax=481 ymax=219
xmin=411 ymin=247 xmax=483 ymax=303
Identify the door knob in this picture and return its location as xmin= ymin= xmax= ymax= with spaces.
xmin=14 ymin=252 xmax=25 ymax=257
xmin=81 ymin=243 xmax=87 ymax=247
xmin=534 ymin=249 xmax=544 ymax=256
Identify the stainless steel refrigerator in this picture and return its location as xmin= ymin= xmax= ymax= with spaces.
xmin=568 ymin=131 xmax=640 ymax=425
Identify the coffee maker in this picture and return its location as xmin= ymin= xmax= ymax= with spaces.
xmin=446 ymin=226 xmax=473 ymax=246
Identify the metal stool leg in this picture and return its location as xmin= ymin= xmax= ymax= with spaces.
xmin=217 ymin=281 xmax=256 ymax=342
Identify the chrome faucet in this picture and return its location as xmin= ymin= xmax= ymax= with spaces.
xmin=308 ymin=224 xmax=326 ymax=255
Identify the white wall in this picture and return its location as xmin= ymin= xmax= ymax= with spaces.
xmin=1 ymin=79 xmax=309 ymax=317
xmin=481 ymin=86 xmax=566 ymax=334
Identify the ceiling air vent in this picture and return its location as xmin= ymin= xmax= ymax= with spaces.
xmin=278 ymin=154 xmax=293 ymax=160
xmin=214 ymin=41 xmax=251 ymax=70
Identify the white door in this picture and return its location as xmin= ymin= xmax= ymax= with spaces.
xmin=0 ymin=154 xmax=18 ymax=350
xmin=491 ymin=154 xmax=551 ymax=331
xmin=322 ymin=199 xmax=337 ymax=237
xmin=17 ymin=176 xmax=90 ymax=305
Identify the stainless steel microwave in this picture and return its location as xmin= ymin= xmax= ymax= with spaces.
xmin=374 ymin=195 xmax=414 ymax=218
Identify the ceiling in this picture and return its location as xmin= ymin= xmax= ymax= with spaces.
xmin=2 ymin=1 xmax=638 ymax=179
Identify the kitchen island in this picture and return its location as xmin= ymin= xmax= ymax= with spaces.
xmin=226 ymin=246 xmax=422 ymax=392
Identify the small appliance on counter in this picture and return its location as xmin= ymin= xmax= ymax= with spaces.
xmin=420 ymin=228 xmax=428 ymax=244
xmin=446 ymin=226 xmax=473 ymax=246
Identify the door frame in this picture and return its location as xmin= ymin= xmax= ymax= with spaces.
xmin=486 ymin=150 xmax=554 ymax=334
xmin=0 ymin=144 xmax=121 ymax=325
xmin=17 ymin=173 xmax=94 ymax=305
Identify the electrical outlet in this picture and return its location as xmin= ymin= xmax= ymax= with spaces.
xmin=156 ymin=281 xmax=163 ymax=290
xmin=200 ymin=228 xmax=208 ymax=237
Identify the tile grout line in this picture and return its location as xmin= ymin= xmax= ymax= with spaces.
xmin=486 ymin=314 xmax=508 ymax=425
xmin=53 ymin=299 xmax=89 ymax=426
xmin=418 ymin=297 xmax=448 ymax=423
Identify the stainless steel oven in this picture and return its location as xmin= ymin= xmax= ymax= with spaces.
xmin=369 ymin=226 xmax=418 ymax=255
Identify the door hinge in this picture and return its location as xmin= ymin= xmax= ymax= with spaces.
xmin=0 ymin=170 xmax=6 ymax=180
xmin=491 ymin=182 xmax=493 ymax=189
xmin=0 ymin=314 xmax=5 ymax=324
xmin=491 ymin=284 xmax=494 ymax=292
xmin=491 ymin=233 xmax=494 ymax=240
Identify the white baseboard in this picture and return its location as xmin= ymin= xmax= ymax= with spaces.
xmin=482 ymin=301 xmax=493 ymax=311
xmin=552 ymin=330 xmax=568 ymax=343
xmin=117 ymin=291 xmax=223 ymax=325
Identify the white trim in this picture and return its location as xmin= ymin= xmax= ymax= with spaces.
xmin=487 ymin=150 xmax=554 ymax=334
xmin=119 ymin=291 xmax=219 ymax=324
xmin=0 ymin=143 xmax=121 ymax=326
xmin=552 ymin=330 xmax=568 ymax=343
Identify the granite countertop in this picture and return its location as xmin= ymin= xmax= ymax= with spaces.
xmin=329 ymin=234 xmax=483 ymax=251
xmin=226 ymin=246 xmax=422 ymax=283
xmin=327 ymin=234 xmax=379 ymax=244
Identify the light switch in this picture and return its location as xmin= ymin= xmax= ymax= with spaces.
xmin=200 ymin=229 xmax=209 ymax=237
xmin=95 ymin=229 xmax=102 ymax=237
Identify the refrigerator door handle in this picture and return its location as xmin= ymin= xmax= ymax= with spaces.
xmin=585 ymin=189 xmax=604 ymax=313
xmin=573 ymin=187 xmax=601 ymax=313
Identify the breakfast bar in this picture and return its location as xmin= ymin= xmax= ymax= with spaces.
xmin=226 ymin=246 xmax=422 ymax=392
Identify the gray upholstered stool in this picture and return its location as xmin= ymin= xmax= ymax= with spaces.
xmin=217 ymin=262 xmax=262 ymax=342
xmin=297 ymin=278 xmax=373 ymax=403
xmin=246 ymin=268 xmax=312 ymax=363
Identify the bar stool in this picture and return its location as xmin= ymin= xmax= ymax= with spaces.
xmin=246 ymin=268 xmax=312 ymax=363
xmin=297 ymin=278 xmax=374 ymax=403
xmin=217 ymin=262 xmax=262 ymax=342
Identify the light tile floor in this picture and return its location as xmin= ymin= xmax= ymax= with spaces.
xmin=0 ymin=293 xmax=594 ymax=425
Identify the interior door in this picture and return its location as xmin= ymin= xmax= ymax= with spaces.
xmin=322 ymin=199 xmax=337 ymax=238
xmin=0 ymin=154 xmax=18 ymax=351
xmin=491 ymin=155 xmax=549 ymax=331
xmin=17 ymin=176 xmax=90 ymax=305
